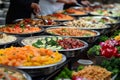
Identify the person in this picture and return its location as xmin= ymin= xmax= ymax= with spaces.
xmin=6 ymin=0 xmax=40 ymax=24
xmin=39 ymin=0 xmax=77 ymax=15
xmin=64 ymin=0 xmax=91 ymax=9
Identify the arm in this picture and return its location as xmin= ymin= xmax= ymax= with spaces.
xmin=11 ymin=0 xmax=33 ymax=8
xmin=11 ymin=0 xmax=40 ymax=14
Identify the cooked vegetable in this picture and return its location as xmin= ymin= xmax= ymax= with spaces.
xmin=0 ymin=46 xmax=62 ymax=66
xmin=101 ymin=57 xmax=120 ymax=76
xmin=0 ymin=24 xmax=41 ymax=34
xmin=47 ymin=27 xmax=97 ymax=37
xmin=38 ymin=13 xmax=74 ymax=21
xmin=32 ymin=37 xmax=85 ymax=50
xmin=79 ymin=16 xmax=117 ymax=24
xmin=32 ymin=37 xmax=63 ymax=50
xmin=18 ymin=18 xmax=57 ymax=26
xmin=65 ymin=19 xmax=108 ymax=29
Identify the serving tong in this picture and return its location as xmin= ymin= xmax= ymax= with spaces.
xmin=36 ymin=13 xmax=48 ymax=25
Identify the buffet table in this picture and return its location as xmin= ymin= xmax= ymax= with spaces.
xmin=0 ymin=3 xmax=120 ymax=80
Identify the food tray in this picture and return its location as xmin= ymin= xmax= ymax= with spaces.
xmin=16 ymin=54 xmax=66 ymax=77
xmin=45 ymin=27 xmax=100 ymax=43
xmin=0 ymin=33 xmax=18 ymax=48
xmin=0 ymin=65 xmax=32 ymax=80
xmin=19 ymin=36 xmax=88 ymax=57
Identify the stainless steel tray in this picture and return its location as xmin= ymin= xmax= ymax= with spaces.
xmin=45 ymin=27 xmax=100 ymax=43
xmin=0 ymin=34 xmax=18 ymax=46
xmin=19 ymin=36 xmax=88 ymax=57
xmin=0 ymin=65 xmax=32 ymax=80
xmin=16 ymin=54 xmax=66 ymax=77
xmin=0 ymin=25 xmax=44 ymax=37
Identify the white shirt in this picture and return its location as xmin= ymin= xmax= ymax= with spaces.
xmin=39 ymin=0 xmax=64 ymax=15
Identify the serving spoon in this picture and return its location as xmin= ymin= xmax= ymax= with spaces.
xmin=36 ymin=13 xmax=48 ymax=25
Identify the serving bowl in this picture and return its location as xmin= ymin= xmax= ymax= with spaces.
xmin=62 ymin=16 xmax=113 ymax=34
xmin=0 ymin=33 xmax=18 ymax=48
xmin=19 ymin=36 xmax=88 ymax=57
xmin=14 ymin=18 xmax=62 ymax=28
xmin=0 ymin=45 xmax=66 ymax=77
xmin=45 ymin=27 xmax=100 ymax=43
xmin=17 ymin=54 xmax=66 ymax=77
xmin=0 ymin=65 xmax=32 ymax=80
xmin=0 ymin=25 xmax=44 ymax=37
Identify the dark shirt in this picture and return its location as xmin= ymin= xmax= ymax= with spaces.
xmin=64 ymin=0 xmax=81 ymax=9
xmin=6 ymin=0 xmax=39 ymax=24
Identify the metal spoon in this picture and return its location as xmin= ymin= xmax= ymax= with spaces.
xmin=36 ymin=14 xmax=48 ymax=25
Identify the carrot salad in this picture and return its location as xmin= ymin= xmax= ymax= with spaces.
xmin=0 ymin=46 xmax=62 ymax=66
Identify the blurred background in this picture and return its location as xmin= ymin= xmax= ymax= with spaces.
xmin=0 ymin=0 xmax=120 ymax=25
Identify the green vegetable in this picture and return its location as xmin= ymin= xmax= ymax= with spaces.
xmin=101 ymin=57 xmax=120 ymax=76
xmin=36 ymin=40 xmax=43 ymax=45
xmin=98 ymin=35 xmax=109 ymax=42
xmin=32 ymin=43 xmax=40 ymax=48
xmin=77 ymin=65 xmax=84 ymax=71
xmin=87 ymin=45 xmax=101 ymax=56
xmin=116 ymin=46 xmax=120 ymax=53
xmin=32 ymin=37 xmax=63 ymax=50
xmin=20 ymin=24 xmax=25 ymax=32
xmin=111 ymin=30 xmax=120 ymax=38
xmin=54 ymin=67 xmax=73 ymax=80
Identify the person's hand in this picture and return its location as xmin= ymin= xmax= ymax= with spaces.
xmin=31 ymin=3 xmax=40 ymax=14
xmin=81 ymin=0 xmax=91 ymax=6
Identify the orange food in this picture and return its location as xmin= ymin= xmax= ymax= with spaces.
xmin=0 ymin=24 xmax=41 ymax=34
xmin=0 ymin=46 xmax=62 ymax=66
xmin=47 ymin=27 xmax=97 ymax=37
xmin=42 ymin=13 xmax=74 ymax=21
xmin=66 ymin=8 xmax=86 ymax=15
